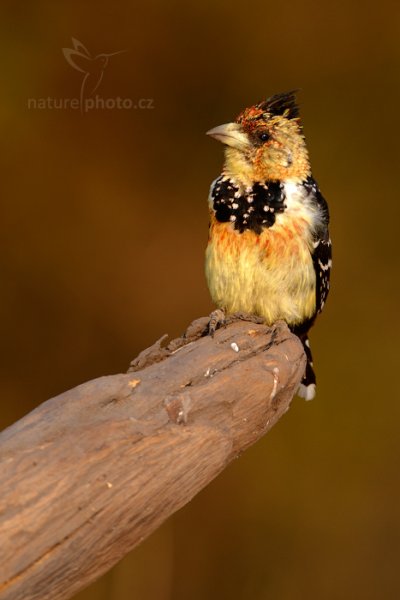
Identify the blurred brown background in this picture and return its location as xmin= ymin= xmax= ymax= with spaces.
xmin=1 ymin=0 xmax=399 ymax=598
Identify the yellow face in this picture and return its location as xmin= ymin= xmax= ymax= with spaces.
xmin=207 ymin=97 xmax=311 ymax=186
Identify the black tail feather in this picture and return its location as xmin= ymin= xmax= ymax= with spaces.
xmin=295 ymin=334 xmax=316 ymax=401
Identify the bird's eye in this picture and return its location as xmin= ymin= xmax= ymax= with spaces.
xmin=259 ymin=132 xmax=270 ymax=142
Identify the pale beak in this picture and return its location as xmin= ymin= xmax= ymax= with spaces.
xmin=206 ymin=122 xmax=251 ymax=151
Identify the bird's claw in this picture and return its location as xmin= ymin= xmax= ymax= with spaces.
xmin=208 ymin=309 xmax=226 ymax=337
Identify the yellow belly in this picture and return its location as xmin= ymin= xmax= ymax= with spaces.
xmin=205 ymin=216 xmax=316 ymax=326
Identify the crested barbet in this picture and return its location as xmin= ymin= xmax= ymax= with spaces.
xmin=205 ymin=91 xmax=331 ymax=400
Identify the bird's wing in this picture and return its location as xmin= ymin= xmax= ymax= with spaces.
xmin=308 ymin=178 xmax=332 ymax=315
xmin=291 ymin=179 xmax=331 ymax=339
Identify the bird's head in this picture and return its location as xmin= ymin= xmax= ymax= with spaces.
xmin=207 ymin=91 xmax=310 ymax=185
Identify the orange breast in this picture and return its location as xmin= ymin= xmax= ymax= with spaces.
xmin=208 ymin=213 xmax=310 ymax=261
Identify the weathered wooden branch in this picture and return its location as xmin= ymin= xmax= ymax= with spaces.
xmin=0 ymin=316 xmax=305 ymax=600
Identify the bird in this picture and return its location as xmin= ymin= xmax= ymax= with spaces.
xmin=62 ymin=38 xmax=125 ymax=111
xmin=205 ymin=91 xmax=331 ymax=400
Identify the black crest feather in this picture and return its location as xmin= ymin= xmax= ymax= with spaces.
xmin=257 ymin=90 xmax=300 ymax=119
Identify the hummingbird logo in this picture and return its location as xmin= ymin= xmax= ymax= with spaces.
xmin=62 ymin=38 xmax=125 ymax=112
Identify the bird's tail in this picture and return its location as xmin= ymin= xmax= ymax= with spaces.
xmin=297 ymin=335 xmax=316 ymax=401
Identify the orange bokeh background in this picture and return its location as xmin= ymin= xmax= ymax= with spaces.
xmin=1 ymin=1 xmax=399 ymax=598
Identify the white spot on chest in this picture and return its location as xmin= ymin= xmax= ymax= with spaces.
xmin=279 ymin=180 xmax=322 ymax=235
xmin=283 ymin=181 xmax=308 ymax=212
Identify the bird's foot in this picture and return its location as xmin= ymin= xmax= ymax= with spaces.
xmin=207 ymin=309 xmax=226 ymax=337
xmin=207 ymin=310 xmax=265 ymax=337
